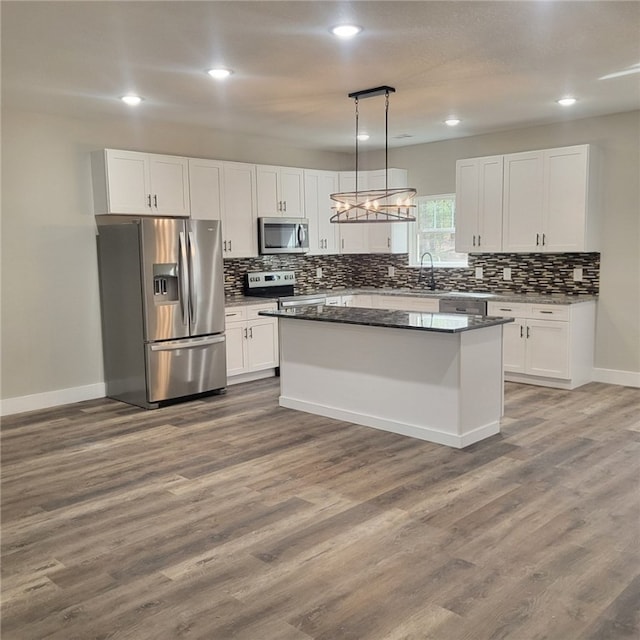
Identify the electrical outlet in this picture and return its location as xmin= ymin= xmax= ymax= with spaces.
xmin=316 ymin=267 xmax=323 ymax=279
xmin=503 ymin=267 xmax=512 ymax=281
xmin=388 ymin=266 xmax=395 ymax=278
xmin=573 ymin=267 xmax=583 ymax=282
xmin=475 ymin=266 xmax=483 ymax=279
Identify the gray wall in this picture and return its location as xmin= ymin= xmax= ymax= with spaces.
xmin=1 ymin=108 xmax=638 ymax=404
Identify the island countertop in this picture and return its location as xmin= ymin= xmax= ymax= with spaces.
xmin=259 ymin=305 xmax=514 ymax=333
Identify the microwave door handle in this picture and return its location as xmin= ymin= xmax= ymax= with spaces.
xmin=297 ymin=224 xmax=306 ymax=247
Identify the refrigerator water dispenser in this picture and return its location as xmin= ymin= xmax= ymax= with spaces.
xmin=152 ymin=263 xmax=179 ymax=302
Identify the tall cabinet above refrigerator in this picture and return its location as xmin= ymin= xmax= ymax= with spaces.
xmin=96 ymin=216 xmax=226 ymax=408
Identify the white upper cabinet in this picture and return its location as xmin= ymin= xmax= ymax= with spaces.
xmin=188 ymin=158 xmax=224 ymax=220
xmin=367 ymin=168 xmax=409 ymax=254
xmin=337 ymin=171 xmax=369 ymax=254
xmin=542 ymin=145 xmax=595 ymax=252
xmin=502 ymin=151 xmax=545 ymax=252
xmin=256 ymin=165 xmax=305 ymax=217
xmin=455 ymin=156 xmax=503 ymax=253
xmin=221 ymin=162 xmax=258 ymax=258
xmin=304 ymin=169 xmax=340 ymax=255
xmin=503 ymin=144 xmax=597 ymax=253
xmin=91 ymin=149 xmax=190 ymax=216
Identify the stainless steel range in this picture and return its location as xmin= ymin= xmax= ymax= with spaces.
xmin=244 ymin=270 xmax=328 ymax=308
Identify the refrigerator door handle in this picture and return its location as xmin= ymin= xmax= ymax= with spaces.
xmin=187 ymin=231 xmax=198 ymax=326
xmin=178 ymin=231 xmax=189 ymax=326
xmin=149 ymin=335 xmax=226 ymax=351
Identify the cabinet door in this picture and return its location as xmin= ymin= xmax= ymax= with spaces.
xmin=222 ymin=162 xmax=257 ymax=258
xmin=503 ymin=151 xmax=544 ymax=252
xmin=337 ymin=171 xmax=369 ymax=253
xmin=279 ymin=167 xmax=305 ymax=217
xmin=503 ymin=319 xmax=527 ymax=373
xmin=455 ymin=158 xmax=479 ymax=253
xmin=256 ymin=165 xmax=281 ymax=217
xmin=304 ymin=170 xmax=339 ymax=255
xmin=225 ymin=323 xmax=248 ymax=376
xmin=104 ymin=149 xmax=151 ymax=214
xmin=477 ymin=156 xmax=503 ymax=252
xmin=247 ymin=318 xmax=279 ymax=370
xmin=526 ymin=319 xmax=570 ymax=379
xmin=367 ymin=169 xmax=409 ymax=253
xmin=542 ymin=146 xmax=589 ymax=252
xmin=149 ymin=155 xmax=190 ymax=216
xmin=189 ymin=158 xmax=223 ymax=220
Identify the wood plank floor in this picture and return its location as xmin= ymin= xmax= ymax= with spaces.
xmin=1 ymin=379 xmax=639 ymax=640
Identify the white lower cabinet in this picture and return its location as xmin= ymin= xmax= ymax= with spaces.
xmin=225 ymin=303 xmax=279 ymax=384
xmin=487 ymin=300 xmax=595 ymax=389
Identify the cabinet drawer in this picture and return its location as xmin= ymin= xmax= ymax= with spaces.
xmin=530 ymin=304 xmax=570 ymax=321
xmin=246 ymin=303 xmax=277 ymax=320
xmin=487 ymin=302 xmax=530 ymax=318
xmin=225 ymin=307 xmax=247 ymax=323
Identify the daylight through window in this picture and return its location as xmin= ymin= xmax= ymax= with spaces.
xmin=409 ymin=194 xmax=468 ymax=267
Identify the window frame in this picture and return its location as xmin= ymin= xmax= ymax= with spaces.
xmin=408 ymin=193 xmax=468 ymax=268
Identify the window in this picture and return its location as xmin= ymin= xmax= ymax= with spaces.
xmin=408 ymin=194 xmax=468 ymax=267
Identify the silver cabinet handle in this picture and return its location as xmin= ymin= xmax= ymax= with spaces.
xmin=540 ymin=310 xmax=553 ymax=314
xmin=542 ymin=233 xmax=546 ymax=246
xmin=478 ymin=234 xmax=481 ymax=246
xmin=472 ymin=235 xmax=476 ymax=246
xmin=499 ymin=308 xmax=513 ymax=312
xmin=526 ymin=326 xmax=530 ymax=338
xmin=520 ymin=325 xmax=523 ymax=338
xmin=228 ymin=240 xmax=232 ymax=252
xmin=223 ymin=240 xmax=227 ymax=251
xmin=147 ymin=194 xmax=152 ymax=208
xmin=249 ymin=327 xmax=253 ymax=339
xmin=536 ymin=233 xmax=540 ymax=246
xmin=153 ymin=194 xmax=158 ymax=208
xmin=243 ymin=327 xmax=248 ymax=339
xmin=283 ymin=201 xmax=287 ymax=212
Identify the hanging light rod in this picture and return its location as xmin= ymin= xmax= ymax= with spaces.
xmin=330 ymin=85 xmax=417 ymax=224
xmin=348 ymin=85 xmax=396 ymax=100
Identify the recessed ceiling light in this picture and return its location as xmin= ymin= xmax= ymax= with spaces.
xmin=356 ymin=133 xmax=370 ymax=141
xmin=445 ymin=117 xmax=461 ymax=126
xmin=331 ymin=24 xmax=362 ymax=39
xmin=207 ymin=68 xmax=233 ymax=79
xmin=557 ymin=97 xmax=577 ymax=106
xmin=121 ymin=95 xmax=143 ymax=106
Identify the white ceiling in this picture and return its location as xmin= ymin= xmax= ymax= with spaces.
xmin=2 ymin=1 xmax=639 ymax=152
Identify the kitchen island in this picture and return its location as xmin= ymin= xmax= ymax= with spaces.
xmin=259 ymin=306 xmax=514 ymax=448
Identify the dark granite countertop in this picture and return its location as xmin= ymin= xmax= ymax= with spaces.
xmin=315 ymin=288 xmax=598 ymax=305
xmin=224 ymin=295 xmax=278 ymax=307
xmin=259 ymin=306 xmax=514 ymax=334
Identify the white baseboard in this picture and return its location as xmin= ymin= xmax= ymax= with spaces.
xmin=226 ymin=369 xmax=277 ymax=386
xmin=0 ymin=383 xmax=106 ymax=417
xmin=592 ymin=368 xmax=640 ymax=388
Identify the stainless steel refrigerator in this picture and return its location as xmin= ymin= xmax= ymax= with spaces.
xmin=96 ymin=216 xmax=226 ymax=408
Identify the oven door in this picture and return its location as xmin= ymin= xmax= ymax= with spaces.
xmin=259 ymin=218 xmax=309 ymax=254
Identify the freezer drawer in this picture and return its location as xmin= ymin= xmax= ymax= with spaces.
xmin=145 ymin=335 xmax=226 ymax=403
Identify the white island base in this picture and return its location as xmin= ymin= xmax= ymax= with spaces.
xmin=277 ymin=319 xmax=505 ymax=449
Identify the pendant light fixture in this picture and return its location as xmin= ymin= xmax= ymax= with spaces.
xmin=330 ymin=86 xmax=416 ymax=223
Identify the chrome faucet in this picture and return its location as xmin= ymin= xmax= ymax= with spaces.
xmin=419 ymin=251 xmax=436 ymax=290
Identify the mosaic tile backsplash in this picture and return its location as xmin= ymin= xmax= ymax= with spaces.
xmin=224 ymin=252 xmax=599 ymax=297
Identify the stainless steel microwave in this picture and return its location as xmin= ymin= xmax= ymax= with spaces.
xmin=258 ymin=217 xmax=309 ymax=254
